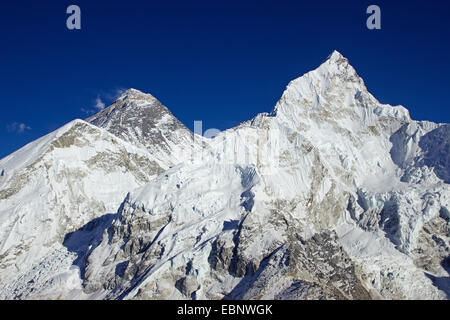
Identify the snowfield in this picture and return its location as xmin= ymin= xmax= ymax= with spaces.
xmin=0 ymin=51 xmax=448 ymax=300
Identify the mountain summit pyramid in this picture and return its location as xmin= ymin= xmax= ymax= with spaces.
xmin=0 ymin=51 xmax=448 ymax=300
xmin=86 ymin=88 xmax=198 ymax=166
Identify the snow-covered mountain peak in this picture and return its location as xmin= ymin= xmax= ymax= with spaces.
xmin=324 ymin=50 xmax=353 ymax=71
xmin=321 ymin=50 xmax=360 ymax=81
xmin=116 ymin=88 xmax=157 ymax=103
xmin=327 ymin=49 xmax=345 ymax=60
xmin=329 ymin=49 xmax=352 ymax=61
xmin=272 ymin=51 xmax=410 ymax=132
xmin=282 ymin=51 xmax=364 ymax=100
xmin=87 ymin=90 xmax=199 ymax=166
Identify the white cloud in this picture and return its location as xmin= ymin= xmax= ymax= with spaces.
xmin=7 ymin=122 xmax=31 ymax=134
xmin=94 ymin=96 xmax=106 ymax=110
xmin=102 ymin=88 xmax=126 ymax=102
xmin=81 ymin=95 xmax=108 ymax=115
xmin=114 ymin=88 xmax=126 ymax=99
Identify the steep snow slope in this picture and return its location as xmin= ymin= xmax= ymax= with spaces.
xmin=0 ymin=51 xmax=448 ymax=300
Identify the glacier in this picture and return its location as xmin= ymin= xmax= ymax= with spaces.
xmin=0 ymin=51 xmax=448 ymax=300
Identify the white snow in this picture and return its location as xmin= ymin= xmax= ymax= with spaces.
xmin=0 ymin=51 xmax=448 ymax=300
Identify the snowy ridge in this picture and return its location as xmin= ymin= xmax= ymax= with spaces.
xmin=0 ymin=119 xmax=86 ymax=174
xmin=0 ymin=51 xmax=449 ymax=300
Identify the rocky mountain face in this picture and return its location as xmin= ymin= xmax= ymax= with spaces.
xmin=0 ymin=51 xmax=448 ymax=300
xmin=86 ymin=89 xmax=201 ymax=166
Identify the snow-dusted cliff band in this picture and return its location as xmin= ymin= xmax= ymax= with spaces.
xmin=0 ymin=51 xmax=448 ymax=300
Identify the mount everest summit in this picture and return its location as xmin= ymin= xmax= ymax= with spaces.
xmin=0 ymin=51 xmax=449 ymax=300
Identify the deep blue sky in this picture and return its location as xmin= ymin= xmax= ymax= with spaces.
xmin=1 ymin=0 xmax=449 ymax=159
